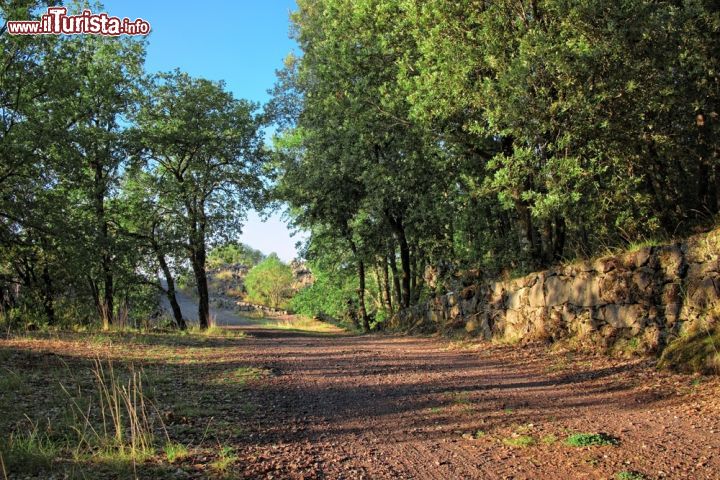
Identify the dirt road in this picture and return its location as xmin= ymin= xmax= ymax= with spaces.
xmin=155 ymin=290 xmax=720 ymax=478
xmin=228 ymin=326 xmax=720 ymax=479
xmin=159 ymin=281 xmax=256 ymax=327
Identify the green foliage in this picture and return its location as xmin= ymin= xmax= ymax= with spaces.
xmin=565 ymin=433 xmax=619 ymax=447
xmin=290 ymin=268 xmax=355 ymax=320
xmin=207 ymin=243 xmax=265 ymax=269
xmin=270 ymin=0 xmax=720 ymax=316
xmin=3 ymin=0 xmax=720 ymax=334
xmin=244 ymin=255 xmax=294 ymax=308
xmin=0 ymin=3 xmax=265 ymax=331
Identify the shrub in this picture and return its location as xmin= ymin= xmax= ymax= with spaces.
xmin=244 ymin=254 xmax=294 ymax=308
xmin=290 ymin=269 xmax=354 ymax=320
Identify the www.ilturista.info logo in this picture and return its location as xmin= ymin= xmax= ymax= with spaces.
xmin=6 ymin=7 xmax=150 ymax=36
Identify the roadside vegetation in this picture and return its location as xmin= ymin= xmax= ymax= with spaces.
xmin=0 ymin=331 xmax=262 ymax=478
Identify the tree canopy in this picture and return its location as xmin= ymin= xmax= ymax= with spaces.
xmin=271 ymin=0 xmax=720 ymax=329
xmin=1 ymin=0 xmax=718 ymax=332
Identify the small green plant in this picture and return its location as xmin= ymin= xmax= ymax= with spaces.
xmin=565 ymin=433 xmax=618 ymax=447
xmin=541 ymin=434 xmax=558 ymax=444
xmin=503 ymin=435 xmax=535 ymax=447
xmin=163 ymin=442 xmax=189 ymax=462
xmin=211 ymin=445 xmax=238 ymax=473
xmin=616 ymin=471 xmax=648 ymax=480
xmin=474 ymin=430 xmax=486 ymax=439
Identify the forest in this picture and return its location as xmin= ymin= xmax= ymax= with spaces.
xmin=270 ymin=0 xmax=719 ymax=331
xmin=2 ymin=0 xmax=719 ymax=334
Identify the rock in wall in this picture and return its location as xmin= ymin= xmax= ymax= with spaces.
xmin=390 ymin=229 xmax=720 ymax=354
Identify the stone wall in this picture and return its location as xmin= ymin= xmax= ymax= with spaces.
xmin=390 ymin=228 xmax=720 ymax=354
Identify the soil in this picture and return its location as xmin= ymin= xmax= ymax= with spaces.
xmin=228 ymin=326 xmax=720 ymax=479
xmin=3 ymin=310 xmax=719 ymax=479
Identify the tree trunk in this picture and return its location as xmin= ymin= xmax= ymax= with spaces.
xmin=40 ymin=263 xmax=55 ymax=326
xmin=382 ymin=255 xmax=393 ymax=314
xmin=372 ymin=263 xmax=384 ymax=310
xmin=409 ymin=244 xmax=416 ymax=304
xmin=388 ymin=249 xmax=402 ymax=308
xmin=347 ymin=237 xmax=370 ymax=332
xmin=93 ymin=160 xmax=113 ymax=328
xmin=387 ymin=214 xmax=411 ymax=308
xmin=358 ymin=258 xmax=370 ymax=332
xmin=157 ymin=253 xmax=186 ymax=330
xmin=411 ymin=244 xmax=425 ymax=304
xmin=515 ymin=199 xmax=542 ymax=268
xmin=102 ymin=265 xmax=114 ymax=329
xmin=191 ymin=247 xmax=210 ymax=329
xmin=187 ymin=203 xmax=210 ymax=329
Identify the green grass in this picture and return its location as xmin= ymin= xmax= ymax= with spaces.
xmin=616 ymin=471 xmax=648 ymax=480
xmin=210 ymin=445 xmax=238 ymax=473
xmin=626 ymin=238 xmax=664 ymax=252
xmin=541 ymin=434 xmax=558 ymax=445
xmin=502 ymin=435 xmax=535 ymax=447
xmin=256 ymin=316 xmax=344 ymax=333
xmin=163 ymin=442 xmax=190 ymax=462
xmin=545 ymin=358 xmax=569 ymax=373
xmin=185 ymin=325 xmax=247 ymax=338
xmin=172 ymin=399 xmax=222 ymax=419
xmin=659 ymin=325 xmax=720 ymax=374
xmin=1 ymin=331 xmax=268 ymax=478
xmin=1 ymin=422 xmax=60 ymax=473
xmin=215 ymin=366 xmax=266 ymax=386
xmin=565 ymin=433 xmax=619 ymax=447
xmin=0 ymin=367 xmax=25 ymax=392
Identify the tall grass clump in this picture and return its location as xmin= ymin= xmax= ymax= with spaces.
xmin=62 ymin=358 xmax=159 ymax=464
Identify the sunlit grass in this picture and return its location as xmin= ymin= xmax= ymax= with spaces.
xmin=502 ymin=435 xmax=535 ymax=447
xmin=210 ymin=445 xmax=237 ymax=473
xmin=255 ymin=315 xmax=345 ymax=333
xmin=163 ymin=442 xmax=190 ymax=463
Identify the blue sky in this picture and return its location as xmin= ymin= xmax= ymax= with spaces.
xmin=103 ymin=0 xmax=305 ymax=262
